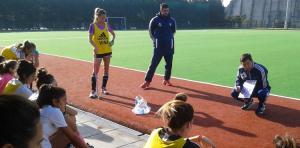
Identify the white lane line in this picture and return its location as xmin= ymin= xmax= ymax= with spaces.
xmin=0 ymin=36 xmax=87 ymax=42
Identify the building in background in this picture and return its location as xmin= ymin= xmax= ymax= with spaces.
xmin=226 ymin=0 xmax=300 ymax=28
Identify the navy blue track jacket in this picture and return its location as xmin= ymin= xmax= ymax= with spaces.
xmin=149 ymin=12 xmax=176 ymax=55
xmin=235 ymin=62 xmax=271 ymax=91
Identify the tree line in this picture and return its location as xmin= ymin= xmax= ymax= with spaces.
xmin=0 ymin=0 xmax=225 ymax=30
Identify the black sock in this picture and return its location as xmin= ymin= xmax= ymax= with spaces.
xmin=91 ymin=74 xmax=97 ymax=91
xmin=102 ymin=75 xmax=109 ymax=89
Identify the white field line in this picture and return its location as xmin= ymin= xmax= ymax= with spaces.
xmin=42 ymin=53 xmax=300 ymax=101
xmin=1 ymin=36 xmax=87 ymax=42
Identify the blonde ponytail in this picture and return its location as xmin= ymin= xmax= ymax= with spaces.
xmin=156 ymin=100 xmax=194 ymax=131
xmin=273 ymin=134 xmax=299 ymax=148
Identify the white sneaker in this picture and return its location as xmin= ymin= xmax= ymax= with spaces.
xmin=102 ymin=88 xmax=109 ymax=95
xmin=89 ymin=91 xmax=98 ymax=99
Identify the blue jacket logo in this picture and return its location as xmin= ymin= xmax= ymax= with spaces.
xmin=158 ymin=23 xmax=162 ymax=27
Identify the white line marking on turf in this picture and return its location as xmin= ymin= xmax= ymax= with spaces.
xmin=42 ymin=53 xmax=300 ymax=101
xmin=0 ymin=36 xmax=87 ymax=42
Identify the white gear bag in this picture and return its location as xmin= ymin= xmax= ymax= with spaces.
xmin=132 ymin=96 xmax=151 ymax=115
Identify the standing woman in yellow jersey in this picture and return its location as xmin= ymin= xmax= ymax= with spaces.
xmin=89 ymin=8 xmax=115 ymax=98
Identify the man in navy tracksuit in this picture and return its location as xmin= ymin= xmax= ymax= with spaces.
xmin=140 ymin=3 xmax=176 ymax=89
xmin=231 ymin=53 xmax=271 ymax=114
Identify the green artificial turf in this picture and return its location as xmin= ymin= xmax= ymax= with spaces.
xmin=0 ymin=29 xmax=299 ymax=98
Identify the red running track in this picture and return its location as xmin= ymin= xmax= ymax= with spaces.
xmin=40 ymin=54 xmax=300 ymax=148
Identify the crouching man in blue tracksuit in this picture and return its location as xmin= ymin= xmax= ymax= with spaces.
xmin=231 ymin=53 xmax=271 ymax=115
xmin=140 ymin=3 xmax=176 ymax=89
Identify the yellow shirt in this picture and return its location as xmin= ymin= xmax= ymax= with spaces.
xmin=2 ymin=79 xmax=33 ymax=98
xmin=144 ymin=128 xmax=186 ymax=148
xmin=1 ymin=46 xmax=22 ymax=60
xmin=91 ymin=23 xmax=112 ymax=54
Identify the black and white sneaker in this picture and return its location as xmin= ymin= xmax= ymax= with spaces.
xmin=102 ymin=88 xmax=109 ymax=95
xmin=241 ymin=98 xmax=254 ymax=110
xmin=89 ymin=91 xmax=98 ymax=99
xmin=256 ymin=103 xmax=266 ymax=115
